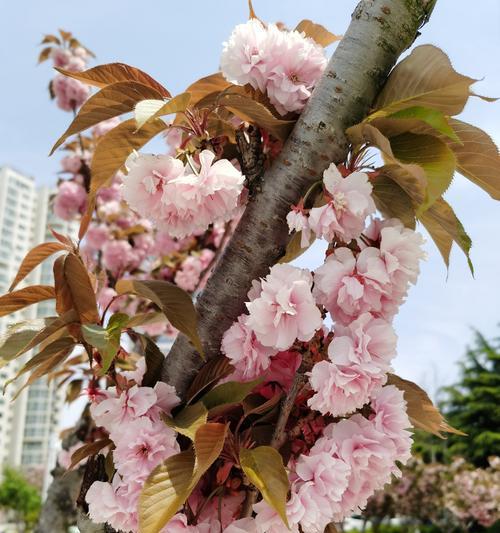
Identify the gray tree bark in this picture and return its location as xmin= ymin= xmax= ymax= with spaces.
xmin=54 ymin=1 xmax=437 ymax=531
xmin=161 ymin=0 xmax=436 ymax=397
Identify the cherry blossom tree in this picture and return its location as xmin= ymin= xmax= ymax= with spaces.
xmin=1 ymin=1 xmax=499 ymax=532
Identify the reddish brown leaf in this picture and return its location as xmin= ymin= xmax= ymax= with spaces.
xmin=9 ymin=242 xmax=68 ymax=292
xmin=295 ymin=20 xmax=342 ymax=47
xmin=0 ymin=286 xmax=55 ymax=318
xmin=55 ymin=63 xmax=170 ymax=97
xmin=68 ymin=438 xmax=112 ymax=470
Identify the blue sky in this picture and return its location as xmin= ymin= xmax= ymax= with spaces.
xmin=0 ymin=0 xmax=499 ymax=398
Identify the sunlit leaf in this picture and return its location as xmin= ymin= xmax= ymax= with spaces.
xmin=55 ymin=63 xmax=170 ymax=97
xmin=0 ymin=285 xmax=55 ymax=318
xmin=446 ymin=119 xmax=500 ymax=200
xmin=163 ymin=402 xmax=208 ymax=440
xmin=9 ymin=242 xmax=68 ymax=291
xmin=51 ymin=81 xmax=165 ymax=154
xmin=139 ymin=423 xmax=227 ymax=532
xmin=386 ymin=106 xmax=461 ymax=143
xmin=387 ymin=374 xmax=466 ymax=438
xmin=295 ymin=19 xmax=342 ymax=47
xmin=115 ymin=279 xmax=203 ymax=355
xmin=372 ymin=45 xmax=476 ymax=117
xmin=240 ymin=446 xmax=290 ymax=526
xmin=135 ymin=92 xmax=191 ymax=130
xmin=82 ymin=313 xmax=128 ymax=375
xmin=186 ymin=72 xmax=232 ymax=107
xmin=418 ymin=197 xmax=473 ymax=273
xmin=90 ymin=118 xmax=167 ymax=196
xmin=38 ymin=46 xmax=53 ymax=64
xmin=390 ymin=133 xmax=456 ymax=212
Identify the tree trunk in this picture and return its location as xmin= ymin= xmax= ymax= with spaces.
xmin=55 ymin=1 xmax=438 ymax=532
xmin=34 ymin=467 xmax=83 ymax=533
xmin=161 ymin=0 xmax=436 ymax=397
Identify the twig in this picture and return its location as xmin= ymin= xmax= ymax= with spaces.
xmin=270 ymin=372 xmax=305 ymax=450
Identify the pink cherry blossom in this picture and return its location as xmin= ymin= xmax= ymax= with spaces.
xmin=308 ymin=360 xmax=384 ymax=417
xmin=52 ymin=73 xmax=90 ymax=111
xmin=50 ymin=48 xmax=72 ymax=68
xmin=220 ymin=19 xmax=275 ymax=93
xmin=308 ymin=165 xmax=375 ymax=243
xmin=313 ymin=247 xmax=393 ymax=324
xmin=84 ymin=223 xmax=110 ymax=251
xmin=101 ymin=239 xmax=135 ymax=274
xmin=162 ymin=150 xmax=244 ymax=237
xmin=122 ymin=152 xmax=185 ymax=224
xmin=86 ymin=476 xmax=143 ymax=532
xmin=246 ymin=264 xmax=322 ymax=350
xmin=174 ymin=255 xmax=204 ymax=292
xmin=265 ymin=25 xmax=327 ymax=115
xmin=370 ymin=385 xmax=413 ymax=464
xmin=111 ymin=417 xmax=179 ymax=480
xmin=90 ymin=385 xmax=157 ymax=431
xmin=60 ymin=154 xmax=84 ymax=174
xmin=53 ymin=180 xmax=87 ymax=220
xmin=97 ymin=287 xmax=121 ymax=312
xmin=328 ymin=312 xmax=397 ymax=373
xmin=286 ymin=205 xmax=312 ymax=248
xmin=222 ymin=314 xmax=278 ymax=381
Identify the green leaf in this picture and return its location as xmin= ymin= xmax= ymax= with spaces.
xmin=82 ymin=313 xmax=128 ymax=375
xmin=279 ymin=230 xmax=315 ymax=264
xmin=372 ymin=45 xmax=476 ymax=117
xmin=201 ymin=378 xmax=262 ymax=411
xmin=115 ymin=279 xmax=203 ymax=356
xmin=390 ymin=133 xmax=457 ymax=213
xmin=135 ymin=92 xmax=191 ymax=130
xmin=418 ymin=197 xmax=473 ymax=273
xmin=240 ymin=446 xmax=290 ymax=526
xmin=371 ymin=174 xmax=416 ymax=229
xmin=139 ymin=423 xmax=227 ymax=533
xmin=387 ymin=106 xmax=461 ymax=143
xmin=163 ymin=402 xmax=208 ymax=440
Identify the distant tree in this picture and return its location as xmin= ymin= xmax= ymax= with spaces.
xmin=443 ymin=330 xmax=500 ymax=467
xmin=0 ymin=467 xmax=42 ymax=532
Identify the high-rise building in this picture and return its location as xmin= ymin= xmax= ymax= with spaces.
xmin=0 ymin=166 xmax=79 ymax=489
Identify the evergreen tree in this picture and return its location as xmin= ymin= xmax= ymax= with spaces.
xmin=443 ymin=330 xmax=500 ymax=467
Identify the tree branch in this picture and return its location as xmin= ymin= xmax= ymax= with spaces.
xmin=162 ymin=0 xmax=434 ymax=397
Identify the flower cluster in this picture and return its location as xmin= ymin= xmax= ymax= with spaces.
xmin=86 ymin=374 xmax=181 ymax=532
xmin=364 ymin=455 xmax=500 ymax=530
xmin=220 ymin=19 xmax=327 ymax=115
xmin=122 ymin=150 xmax=244 ymax=238
xmin=49 ymin=44 xmax=90 ymax=111
xmin=252 ymin=386 xmax=412 ymax=532
xmin=287 ymin=163 xmax=376 ymax=246
xmin=308 ymin=216 xmax=425 ymax=417
xmin=222 ymin=263 xmax=322 ymax=381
